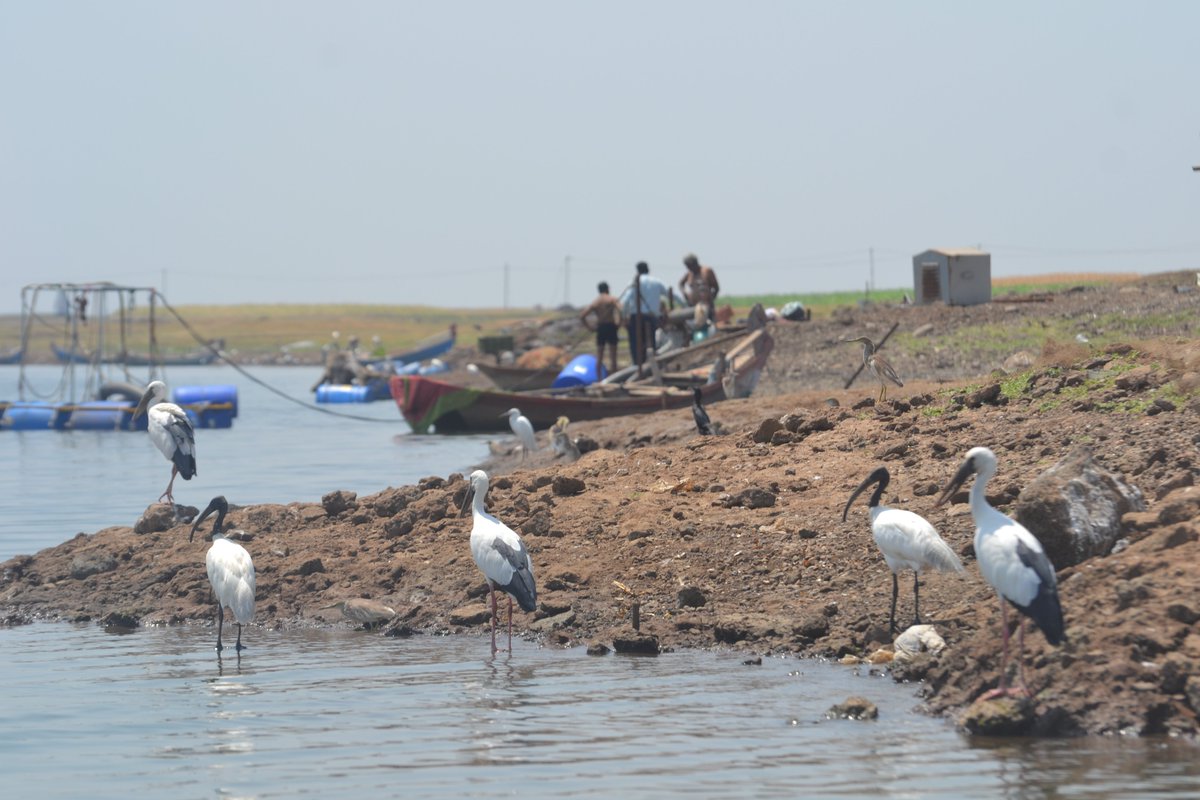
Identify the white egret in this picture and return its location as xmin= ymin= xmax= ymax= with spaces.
xmin=842 ymin=466 xmax=963 ymax=635
xmin=465 ymin=469 xmax=537 ymax=654
xmin=692 ymin=387 xmax=713 ymax=435
xmin=132 ymin=380 xmax=196 ymax=505
xmin=936 ymin=447 xmax=1066 ymax=698
xmin=844 ymin=336 xmax=904 ymax=402
xmin=501 ymin=407 xmax=537 ymax=461
xmin=190 ymin=496 xmax=256 ymax=653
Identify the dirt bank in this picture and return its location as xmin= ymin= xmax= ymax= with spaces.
xmin=2 ymin=277 xmax=1198 ymax=737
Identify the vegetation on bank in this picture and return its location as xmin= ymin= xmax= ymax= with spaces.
xmin=0 ymin=271 xmax=1156 ymax=361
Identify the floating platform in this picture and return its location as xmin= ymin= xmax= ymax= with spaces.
xmin=0 ymin=385 xmax=238 ymax=431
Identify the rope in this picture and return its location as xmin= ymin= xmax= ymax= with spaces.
xmin=153 ymin=292 xmax=403 ymax=424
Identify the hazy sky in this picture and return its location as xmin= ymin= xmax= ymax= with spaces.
xmin=2 ymin=2 xmax=1198 ymax=314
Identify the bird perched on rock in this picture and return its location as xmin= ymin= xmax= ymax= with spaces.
xmin=501 ymin=407 xmax=537 ymax=462
xmin=843 ymin=336 xmax=903 ymax=402
xmin=549 ymin=416 xmax=581 ymax=461
xmin=190 ymin=496 xmax=256 ymax=653
xmin=936 ymin=446 xmax=1066 ymax=698
xmin=692 ymin=387 xmax=713 ymax=435
xmin=465 ymin=469 xmax=536 ymax=654
xmin=322 ymin=598 xmax=398 ymax=629
xmin=842 ymin=466 xmax=963 ymax=635
xmin=133 ymin=380 xmax=196 ymax=506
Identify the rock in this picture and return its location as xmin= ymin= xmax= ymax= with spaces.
xmin=134 ymin=503 xmax=177 ymax=534
xmin=295 ymin=558 xmax=326 ymax=577
xmin=612 ymin=633 xmax=660 ymax=655
xmin=449 ymin=604 xmax=492 ymax=626
xmin=575 ymin=435 xmax=599 ymax=454
xmin=70 ymin=551 xmax=117 ymax=580
xmin=552 ymin=476 xmax=586 ymax=496
xmin=1014 ymin=447 xmax=1145 ymax=568
xmin=959 ymin=695 xmax=1034 ymax=736
xmin=1156 ymin=487 xmax=1200 ymax=525
xmin=721 ymin=488 xmax=777 ymax=509
xmin=794 ymin=614 xmax=830 ymax=641
xmin=1166 ymin=603 xmax=1200 ymax=625
xmin=1003 ymin=350 xmax=1037 ymax=372
xmin=912 ymin=323 xmax=935 ymax=338
xmin=965 ymin=383 xmax=1002 ymax=408
xmin=752 ymin=418 xmax=784 ymax=443
xmin=383 ymin=512 xmax=414 ymax=539
xmin=677 ymin=586 xmax=707 ymax=608
xmin=1187 ymin=676 xmax=1200 ymax=715
xmin=101 ymin=611 xmax=139 ymax=630
xmin=1155 ymin=471 xmax=1194 ymax=500
xmin=321 ymin=490 xmax=358 ymax=516
xmin=586 ymin=641 xmax=611 ymax=656
xmin=826 ymin=696 xmax=878 ymax=720
xmin=530 ymin=610 xmax=576 ymax=632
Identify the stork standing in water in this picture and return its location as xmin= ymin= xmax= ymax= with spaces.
xmin=936 ymin=447 xmax=1066 ymax=698
xmin=692 ymin=387 xmax=713 ymax=435
xmin=190 ymin=496 xmax=256 ymax=653
xmin=844 ymin=336 xmax=904 ymax=403
xmin=843 ymin=467 xmax=963 ymax=635
xmin=133 ymin=380 xmax=196 ymax=505
xmin=465 ymin=469 xmax=536 ymax=655
xmin=501 ymin=407 xmax=537 ymax=462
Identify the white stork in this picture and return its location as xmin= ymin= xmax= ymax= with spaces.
xmin=190 ymin=496 xmax=256 ymax=653
xmin=501 ymin=407 xmax=537 ymax=462
xmin=843 ymin=466 xmax=963 ymax=635
xmin=465 ymin=469 xmax=536 ymax=654
xmin=936 ymin=446 xmax=1066 ymax=698
xmin=133 ymin=380 xmax=196 ymax=505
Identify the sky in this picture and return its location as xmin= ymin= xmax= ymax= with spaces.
xmin=2 ymin=1 xmax=1198 ymax=314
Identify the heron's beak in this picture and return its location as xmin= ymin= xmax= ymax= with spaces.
xmin=935 ymin=460 xmax=975 ymax=508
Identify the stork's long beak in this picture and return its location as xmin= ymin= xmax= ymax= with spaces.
xmin=935 ymin=460 xmax=975 ymax=508
xmin=459 ymin=485 xmax=474 ymax=517
xmin=133 ymin=391 xmax=151 ymax=420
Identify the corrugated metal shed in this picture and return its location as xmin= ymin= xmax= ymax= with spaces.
xmin=912 ymin=248 xmax=991 ymax=306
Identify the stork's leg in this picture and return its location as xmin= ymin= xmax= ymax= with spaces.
xmin=888 ymin=573 xmax=899 ymax=635
xmin=488 ymin=584 xmax=498 ymax=655
xmin=1015 ymin=619 xmax=1029 ymax=696
xmin=159 ymin=465 xmax=179 ymax=504
xmin=912 ymin=572 xmax=922 ymax=626
xmin=981 ymin=599 xmax=1014 ymax=700
xmin=235 ymin=623 xmax=245 ymax=652
xmin=215 ymin=604 xmax=225 ymax=652
xmin=507 ymin=596 xmax=514 ymax=652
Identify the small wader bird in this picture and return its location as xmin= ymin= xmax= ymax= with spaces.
xmin=844 ymin=336 xmax=904 ymax=402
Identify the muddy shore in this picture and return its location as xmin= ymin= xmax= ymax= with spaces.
xmin=3 ymin=277 xmax=1198 ymax=737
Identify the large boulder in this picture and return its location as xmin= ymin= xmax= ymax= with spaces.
xmin=1014 ymin=447 xmax=1144 ymax=568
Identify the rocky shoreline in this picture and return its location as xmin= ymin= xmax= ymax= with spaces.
xmin=3 ymin=280 xmax=1198 ymax=738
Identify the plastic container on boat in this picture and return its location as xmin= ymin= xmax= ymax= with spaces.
xmin=173 ymin=385 xmax=238 ymax=418
xmin=552 ymin=354 xmax=604 ymax=389
xmin=316 ymin=384 xmax=372 ymax=403
xmin=66 ymin=401 xmax=133 ymax=430
xmin=2 ymin=401 xmax=56 ymax=430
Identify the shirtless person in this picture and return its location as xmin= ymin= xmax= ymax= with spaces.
xmin=580 ymin=281 xmax=622 ymax=374
xmin=679 ymin=253 xmax=720 ymax=325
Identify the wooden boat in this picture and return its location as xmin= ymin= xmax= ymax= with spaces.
xmin=0 ymin=347 xmax=23 ymax=365
xmin=361 ymin=325 xmax=456 ymax=369
xmin=472 ymin=362 xmax=562 ymax=391
xmin=391 ymin=327 xmax=772 ymax=434
xmin=51 ymin=342 xmax=218 ymax=366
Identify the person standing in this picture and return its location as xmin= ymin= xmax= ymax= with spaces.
xmin=679 ymin=252 xmax=720 ymax=324
xmin=618 ymin=262 xmax=678 ymax=368
xmin=579 ymin=281 xmax=622 ymax=375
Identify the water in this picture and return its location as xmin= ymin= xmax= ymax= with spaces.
xmin=1 ymin=364 xmax=492 ymax=561
xmin=3 ymin=364 xmax=1199 ymax=797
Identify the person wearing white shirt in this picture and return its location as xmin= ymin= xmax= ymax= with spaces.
xmin=618 ymin=262 xmax=679 ymax=366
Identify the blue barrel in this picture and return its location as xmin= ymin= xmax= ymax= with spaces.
xmin=67 ymin=401 xmax=132 ymax=430
xmin=2 ymin=402 xmax=56 ymax=430
xmin=173 ymin=385 xmax=238 ymax=417
xmin=316 ymin=384 xmax=372 ymax=403
xmin=552 ymin=354 xmax=604 ymax=389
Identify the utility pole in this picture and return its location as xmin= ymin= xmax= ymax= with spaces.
xmin=868 ymin=247 xmax=875 ymax=293
xmin=564 ymin=255 xmax=571 ymax=306
xmin=503 ymin=262 xmax=510 ymax=309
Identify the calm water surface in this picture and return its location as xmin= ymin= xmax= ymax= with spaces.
xmin=3 ymin=365 xmax=1199 ymax=798
xmin=1 ymin=364 xmax=491 ymax=561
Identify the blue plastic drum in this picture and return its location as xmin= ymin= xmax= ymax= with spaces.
xmin=552 ymin=354 xmax=604 ymax=389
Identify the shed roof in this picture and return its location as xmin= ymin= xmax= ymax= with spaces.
xmin=920 ymin=247 xmax=989 ymax=257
